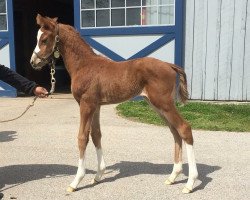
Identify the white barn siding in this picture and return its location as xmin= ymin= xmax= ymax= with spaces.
xmin=191 ymin=0 xmax=206 ymax=99
xmin=204 ymin=0 xmax=221 ymax=100
xmin=243 ymin=0 xmax=250 ymax=100
xmin=184 ymin=0 xmax=195 ymax=99
xmin=230 ymin=0 xmax=248 ymax=100
xmin=184 ymin=0 xmax=250 ymax=101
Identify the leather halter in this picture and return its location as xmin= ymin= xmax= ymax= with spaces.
xmin=33 ymin=24 xmax=60 ymax=65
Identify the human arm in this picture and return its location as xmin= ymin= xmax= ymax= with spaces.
xmin=0 ymin=64 xmax=48 ymax=96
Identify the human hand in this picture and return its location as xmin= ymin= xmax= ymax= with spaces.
xmin=33 ymin=86 xmax=48 ymax=98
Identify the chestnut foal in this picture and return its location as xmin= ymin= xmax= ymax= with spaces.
xmin=30 ymin=14 xmax=198 ymax=194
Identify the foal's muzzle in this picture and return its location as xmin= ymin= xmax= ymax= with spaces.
xmin=30 ymin=52 xmax=49 ymax=70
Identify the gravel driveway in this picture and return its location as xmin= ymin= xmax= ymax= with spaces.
xmin=0 ymin=94 xmax=249 ymax=200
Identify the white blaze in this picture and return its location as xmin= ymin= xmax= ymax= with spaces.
xmin=30 ymin=29 xmax=44 ymax=65
xmin=34 ymin=29 xmax=43 ymax=53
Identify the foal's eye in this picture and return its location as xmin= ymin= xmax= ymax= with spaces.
xmin=41 ymin=39 xmax=48 ymax=45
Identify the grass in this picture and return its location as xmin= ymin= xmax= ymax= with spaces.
xmin=116 ymin=100 xmax=250 ymax=132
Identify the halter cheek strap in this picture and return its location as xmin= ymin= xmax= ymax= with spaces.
xmin=53 ymin=35 xmax=60 ymax=59
xmin=52 ymin=24 xmax=60 ymax=59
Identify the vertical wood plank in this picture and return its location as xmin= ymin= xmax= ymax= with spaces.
xmin=190 ymin=0 xmax=206 ymax=99
xmin=243 ymin=0 xmax=250 ymax=101
xmin=184 ymin=0 xmax=195 ymax=98
xmin=184 ymin=0 xmax=249 ymax=101
xmin=217 ymin=0 xmax=235 ymax=100
xmin=204 ymin=0 xmax=221 ymax=100
xmin=230 ymin=0 xmax=248 ymax=100
xmin=201 ymin=0 xmax=208 ymax=100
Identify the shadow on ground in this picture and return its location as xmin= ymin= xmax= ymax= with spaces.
xmin=0 ymin=164 xmax=79 ymax=192
xmin=0 ymin=162 xmax=220 ymax=193
xmin=0 ymin=131 xmax=17 ymax=143
xmin=78 ymin=161 xmax=221 ymax=192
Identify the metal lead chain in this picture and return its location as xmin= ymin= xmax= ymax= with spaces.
xmin=49 ymin=60 xmax=56 ymax=95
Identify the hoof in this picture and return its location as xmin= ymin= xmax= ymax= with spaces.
xmin=67 ymin=186 xmax=76 ymax=193
xmin=182 ymin=186 xmax=192 ymax=194
xmin=165 ymin=179 xmax=174 ymax=185
xmin=91 ymin=178 xmax=100 ymax=185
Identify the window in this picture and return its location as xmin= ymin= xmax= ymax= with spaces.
xmin=0 ymin=0 xmax=7 ymax=31
xmin=80 ymin=0 xmax=175 ymax=28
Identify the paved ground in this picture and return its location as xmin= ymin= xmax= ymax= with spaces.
xmin=0 ymin=94 xmax=249 ymax=200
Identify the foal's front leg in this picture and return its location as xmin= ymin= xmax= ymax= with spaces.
xmin=90 ymin=106 xmax=106 ymax=184
xmin=67 ymin=100 xmax=97 ymax=192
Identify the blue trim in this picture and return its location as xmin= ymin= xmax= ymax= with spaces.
xmin=0 ymin=39 xmax=8 ymax=48
xmin=7 ymin=0 xmax=16 ymax=70
xmin=129 ymin=34 xmax=175 ymax=59
xmin=74 ymin=0 xmax=81 ymax=32
xmin=84 ymin=34 xmax=175 ymax=61
xmin=79 ymin=26 xmax=175 ymax=36
xmin=0 ymin=90 xmax=16 ymax=97
xmin=131 ymin=96 xmax=143 ymax=101
xmin=0 ymin=32 xmax=8 ymax=37
xmin=73 ymin=0 xmax=184 ymax=65
xmin=0 ymin=81 xmax=15 ymax=90
xmin=84 ymin=36 xmax=125 ymax=61
xmin=0 ymin=0 xmax=17 ymax=97
xmin=174 ymin=0 xmax=184 ymax=67
xmin=0 ymin=81 xmax=17 ymax=97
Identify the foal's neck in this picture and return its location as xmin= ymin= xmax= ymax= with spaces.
xmin=57 ymin=24 xmax=96 ymax=76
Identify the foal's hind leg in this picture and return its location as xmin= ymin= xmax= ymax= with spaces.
xmin=146 ymin=93 xmax=198 ymax=193
xmin=162 ymin=103 xmax=198 ymax=193
xmin=67 ymin=100 xmax=97 ymax=192
xmin=90 ymin=106 xmax=106 ymax=184
xmin=144 ymin=97 xmax=183 ymax=184
xmin=164 ymin=125 xmax=183 ymax=185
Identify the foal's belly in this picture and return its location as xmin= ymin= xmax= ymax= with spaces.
xmin=100 ymin=83 xmax=143 ymax=104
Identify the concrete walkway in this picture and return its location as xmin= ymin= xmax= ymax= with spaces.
xmin=0 ymin=94 xmax=249 ymax=200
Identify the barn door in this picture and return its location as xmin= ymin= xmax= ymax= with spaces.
xmin=0 ymin=0 xmax=16 ymax=96
xmin=74 ymin=0 xmax=184 ymax=66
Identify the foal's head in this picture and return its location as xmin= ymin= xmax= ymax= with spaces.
xmin=30 ymin=14 xmax=59 ymax=70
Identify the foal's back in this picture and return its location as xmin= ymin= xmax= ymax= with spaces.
xmin=73 ymin=55 xmax=177 ymax=104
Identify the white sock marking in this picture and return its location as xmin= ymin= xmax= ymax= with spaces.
xmin=185 ymin=143 xmax=198 ymax=190
xmin=70 ymin=155 xmax=86 ymax=189
xmin=167 ymin=162 xmax=183 ymax=183
xmin=95 ymin=148 xmax=106 ymax=181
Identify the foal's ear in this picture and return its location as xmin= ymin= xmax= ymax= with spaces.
xmin=36 ymin=14 xmax=45 ymax=27
xmin=52 ymin=17 xmax=58 ymax=23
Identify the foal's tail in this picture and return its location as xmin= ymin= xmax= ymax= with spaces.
xmin=170 ymin=64 xmax=189 ymax=104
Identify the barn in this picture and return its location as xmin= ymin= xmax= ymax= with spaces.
xmin=0 ymin=0 xmax=249 ymax=101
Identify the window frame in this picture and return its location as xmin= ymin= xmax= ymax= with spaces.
xmin=80 ymin=0 xmax=175 ymax=29
xmin=0 ymin=0 xmax=8 ymax=31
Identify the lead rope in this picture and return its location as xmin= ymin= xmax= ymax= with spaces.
xmin=0 ymin=62 xmax=56 ymax=123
